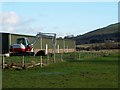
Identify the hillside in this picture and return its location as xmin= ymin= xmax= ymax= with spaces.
xmin=75 ymin=23 xmax=120 ymax=45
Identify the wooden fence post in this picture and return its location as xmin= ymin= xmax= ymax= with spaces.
xmin=47 ymin=55 xmax=49 ymax=65
xmin=61 ymin=53 xmax=63 ymax=61
xmin=2 ymin=55 xmax=5 ymax=69
xmin=40 ymin=56 xmax=42 ymax=68
xmin=53 ymin=54 xmax=55 ymax=63
xmin=79 ymin=52 xmax=80 ymax=60
xmin=22 ymin=56 xmax=25 ymax=68
xmin=57 ymin=45 xmax=60 ymax=53
xmin=45 ymin=44 xmax=48 ymax=55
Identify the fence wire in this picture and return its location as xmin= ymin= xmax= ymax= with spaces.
xmin=1 ymin=50 xmax=118 ymax=69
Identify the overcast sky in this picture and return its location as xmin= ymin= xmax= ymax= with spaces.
xmin=0 ymin=2 xmax=118 ymax=37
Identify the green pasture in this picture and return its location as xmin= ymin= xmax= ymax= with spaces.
xmin=76 ymin=42 xmax=120 ymax=48
xmin=2 ymin=50 xmax=119 ymax=88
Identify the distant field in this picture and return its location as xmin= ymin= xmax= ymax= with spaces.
xmin=2 ymin=50 xmax=119 ymax=88
xmin=76 ymin=42 xmax=120 ymax=48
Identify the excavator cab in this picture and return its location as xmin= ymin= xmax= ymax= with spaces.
xmin=10 ymin=37 xmax=34 ymax=56
xmin=17 ymin=38 xmax=30 ymax=46
xmin=17 ymin=38 xmax=33 ymax=52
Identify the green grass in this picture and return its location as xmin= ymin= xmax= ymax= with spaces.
xmin=2 ymin=51 xmax=119 ymax=88
xmin=78 ymin=23 xmax=119 ymax=38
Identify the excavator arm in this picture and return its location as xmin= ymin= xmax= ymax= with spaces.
xmin=31 ymin=32 xmax=56 ymax=54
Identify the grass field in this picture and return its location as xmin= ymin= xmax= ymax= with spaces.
xmin=76 ymin=42 xmax=120 ymax=48
xmin=2 ymin=51 xmax=119 ymax=88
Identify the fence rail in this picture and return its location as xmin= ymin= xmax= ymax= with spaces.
xmin=1 ymin=49 xmax=118 ymax=70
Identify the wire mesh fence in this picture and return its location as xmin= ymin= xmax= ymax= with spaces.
xmin=1 ymin=49 xmax=118 ymax=69
xmin=2 ymin=53 xmax=63 ymax=69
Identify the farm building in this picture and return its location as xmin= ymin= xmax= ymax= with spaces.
xmin=0 ymin=32 xmax=75 ymax=54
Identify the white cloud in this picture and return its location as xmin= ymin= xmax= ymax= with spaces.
xmin=0 ymin=11 xmax=20 ymax=33
xmin=4 ymin=27 xmax=15 ymax=32
xmin=0 ymin=11 xmax=44 ymax=35
xmin=0 ymin=11 xmax=19 ymax=26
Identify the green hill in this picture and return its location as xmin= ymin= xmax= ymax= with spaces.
xmin=75 ymin=23 xmax=120 ymax=45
